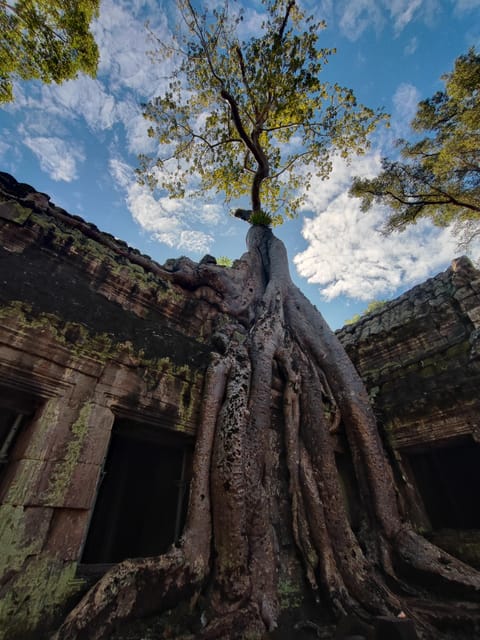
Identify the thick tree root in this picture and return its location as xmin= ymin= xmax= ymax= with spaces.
xmin=56 ymin=226 xmax=480 ymax=639
xmin=54 ymin=551 xmax=200 ymax=640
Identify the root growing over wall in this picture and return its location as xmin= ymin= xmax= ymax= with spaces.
xmin=56 ymin=227 xmax=480 ymax=640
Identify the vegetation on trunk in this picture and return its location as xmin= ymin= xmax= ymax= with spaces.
xmin=56 ymin=2 xmax=480 ymax=638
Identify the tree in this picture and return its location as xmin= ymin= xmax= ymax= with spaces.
xmin=56 ymin=4 xmax=480 ymax=639
xmin=0 ymin=0 xmax=99 ymax=103
xmin=350 ymin=48 xmax=480 ymax=247
xmin=138 ymin=0 xmax=383 ymax=225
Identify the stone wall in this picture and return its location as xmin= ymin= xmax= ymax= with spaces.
xmin=0 ymin=173 xmax=221 ymax=639
xmin=337 ymin=257 xmax=480 ymax=450
xmin=337 ymin=258 xmax=480 ymax=566
xmin=2 ymin=170 xmax=480 ymax=636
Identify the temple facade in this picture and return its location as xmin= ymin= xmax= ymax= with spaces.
xmin=1 ymin=172 xmax=479 ymax=638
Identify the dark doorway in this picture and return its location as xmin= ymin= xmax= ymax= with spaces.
xmin=406 ymin=440 xmax=480 ymax=530
xmin=0 ymin=388 xmax=38 ymax=477
xmin=82 ymin=420 xmax=192 ymax=564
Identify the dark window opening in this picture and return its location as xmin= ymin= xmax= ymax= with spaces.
xmin=82 ymin=419 xmax=192 ymax=564
xmin=406 ymin=440 xmax=480 ymax=530
xmin=0 ymin=388 xmax=38 ymax=476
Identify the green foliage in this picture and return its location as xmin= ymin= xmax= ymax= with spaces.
xmin=350 ymin=48 xmax=480 ymax=246
xmin=249 ymin=210 xmax=273 ymax=226
xmin=216 ymin=255 xmax=233 ymax=267
xmin=0 ymin=0 xmax=99 ymax=103
xmin=344 ymin=299 xmax=387 ymax=325
xmin=139 ymin=0 xmax=385 ymax=224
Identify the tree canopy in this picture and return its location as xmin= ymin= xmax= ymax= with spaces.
xmin=139 ymin=0 xmax=385 ymax=225
xmin=350 ymin=48 xmax=480 ymax=246
xmin=0 ymin=0 xmax=99 ymax=103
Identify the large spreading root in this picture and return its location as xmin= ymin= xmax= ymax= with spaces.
xmin=56 ymin=226 xmax=480 ymax=640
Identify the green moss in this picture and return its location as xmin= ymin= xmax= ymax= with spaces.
xmin=0 ymin=556 xmax=82 ymax=640
xmin=0 ymin=302 xmax=196 ymax=379
xmin=0 ymin=505 xmax=46 ymax=575
xmin=0 ymin=202 xmax=32 ymax=224
xmin=177 ymin=370 xmax=201 ymax=430
xmin=46 ymin=402 xmax=92 ymax=504
xmin=277 ymin=577 xmax=303 ymax=609
xmin=27 ymin=211 xmax=187 ymax=302
xmin=0 ymin=300 xmax=116 ymax=360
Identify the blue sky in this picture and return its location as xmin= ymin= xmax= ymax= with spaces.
xmin=1 ymin=0 xmax=479 ymax=328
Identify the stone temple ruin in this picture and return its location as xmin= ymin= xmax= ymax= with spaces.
xmin=0 ymin=171 xmax=479 ymax=638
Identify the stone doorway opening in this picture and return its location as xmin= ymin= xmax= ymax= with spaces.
xmin=0 ymin=388 xmax=39 ymax=481
xmin=82 ymin=418 xmax=192 ymax=564
xmin=406 ymin=438 xmax=480 ymax=530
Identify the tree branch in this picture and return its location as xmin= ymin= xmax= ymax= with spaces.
xmin=277 ymin=1 xmax=296 ymax=42
xmin=235 ymin=45 xmax=259 ymax=121
xmin=0 ymin=0 xmax=68 ymax=44
xmin=182 ymin=0 xmax=226 ymax=88
xmin=221 ymin=88 xmax=270 ymax=212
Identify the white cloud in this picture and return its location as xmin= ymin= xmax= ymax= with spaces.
xmin=0 ymin=140 xmax=10 ymax=159
xmin=301 ymin=153 xmax=383 ymax=212
xmin=197 ymin=203 xmax=224 ymax=226
xmin=0 ymin=129 xmax=21 ymax=173
xmin=404 ymin=36 xmax=418 ymax=55
xmin=335 ymin=0 xmax=441 ymax=39
xmin=392 ymin=82 xmax=420 ymax=135
xmin=7 ymin=1 xmax=175 ymax=184
xmin=339 ymin=1 xmax=384 ymax=40
xmin=109 ymin=156 xmax=133 ymax=189
xmin=21 ymin=136 xmax=85 ymax=182
xmin=109 ymin=157 xmax=215 ymax=254
xmin=116 ymin=99 xmax=156 ymax=154
xmin=176 ymin=229 xmax=214 ymax=253
xmin=388 ymin=0 xmax=423 ymax=33
xmin=39 ymin=77 xmax=117 ymax=132
xmin=454 ymin=0 xmax=480 ymax=12
xmin=92 ymin=0 xmax=172 ymax=97
xmin=293 ymin=154 xmax=462 ymax=301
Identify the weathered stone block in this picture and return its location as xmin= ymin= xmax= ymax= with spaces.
xmin=39 ymin=460 xmax=101 ymax=509
xmin=44 ymin=508 xmax=90 ymax=560
xmin=0 ymin=458 xmax=47 ymax=505
xmin=0 ymin=201 xmax=31 ymax=224
xmin=76 ymin=405 xmax=114 ymax=465
xmin=0 ymin=504 xmax=53 ymax=576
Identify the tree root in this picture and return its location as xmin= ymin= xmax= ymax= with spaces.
xmin=56 ymin=226 xmax=480 ymax=639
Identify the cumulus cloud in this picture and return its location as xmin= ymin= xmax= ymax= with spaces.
xmin=116 ymin=99 xmax=156 ymax=155
xmin=39 ymin=77 xmax=117 ymax=132
xmin=92 ymin=0 xmax=172 ymax=97
xmin=21 ymin=136 xmax=85 ymax=182
xmin=7 ymin=0 xmax=179 ymax=187
xmin=293 ymin=154 xmax=462 ymax=301
xmin=109 ymin=157 xmax=216 ymax=254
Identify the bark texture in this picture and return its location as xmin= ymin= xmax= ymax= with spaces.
xmin=56 ymin=227 xmax=480 ymax=640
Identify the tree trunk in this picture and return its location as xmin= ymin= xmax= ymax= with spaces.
xmin=55 ymin=227 xmax=480 ymax=640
